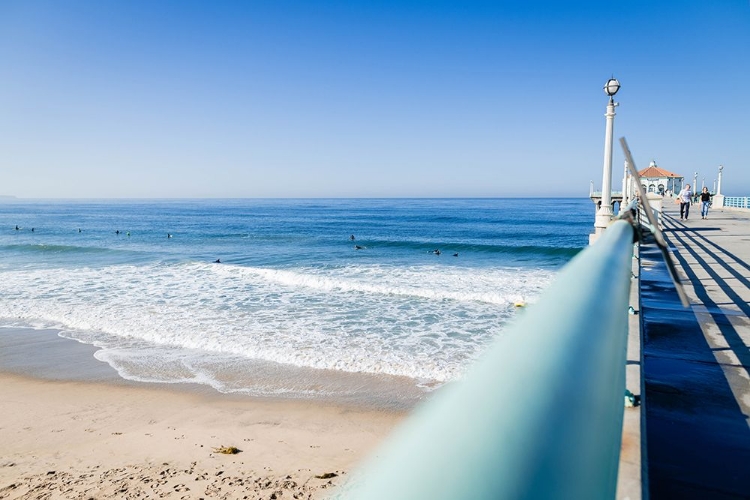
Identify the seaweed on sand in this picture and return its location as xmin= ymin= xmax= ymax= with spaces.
xmin=212 ymin=445 xmax=241 ymax=454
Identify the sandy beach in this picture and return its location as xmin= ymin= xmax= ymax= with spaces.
xmin=0 ymin=330 xmax=405 ymax=499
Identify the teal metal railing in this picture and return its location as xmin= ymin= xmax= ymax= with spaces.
xmin=722 ymin=196 xmax=750 ymax=209
xmin=336 ymin=219 xmax=636 ymax=499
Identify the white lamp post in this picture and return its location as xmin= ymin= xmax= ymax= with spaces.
xmin=693 ymin=172 xmax=698 ymax=194
xmin=593 ymin=78 xmax=620 ymax=241
xmin=717 ymin=165 xmax=724 ymax=194
xmin=621 ymin=160 xmax=629 ymax=209
xmin=713 ymin=179 xmax=717 ymax=194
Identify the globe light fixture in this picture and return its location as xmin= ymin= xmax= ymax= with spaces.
xmin=604 ymin=78 xmax=621 ymax=99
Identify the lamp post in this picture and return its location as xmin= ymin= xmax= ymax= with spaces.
xmin=713 ymin=179 xmax=717 ymax=194
xmin=693 ymin=172 xmax=698 ymax=194
xmin=717 ymin=165 xmax=724 ymax=194
xmin=621 ymin=160 xmax=629 ymax=209
xmin=592 ymin=78 xmax=620 ymax=241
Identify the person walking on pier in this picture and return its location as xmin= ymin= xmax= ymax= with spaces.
xmin=700 ymin=187 xmax=712 ymax=219
xmin=678 ymin=184 xmax=693 ymax=220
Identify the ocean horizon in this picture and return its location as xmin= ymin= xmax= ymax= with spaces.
xmin=0 ymin=198 xmax=593 ymax=408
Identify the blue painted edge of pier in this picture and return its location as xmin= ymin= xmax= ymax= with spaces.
xmin=639 ymin=242 xmax=750 ymax=499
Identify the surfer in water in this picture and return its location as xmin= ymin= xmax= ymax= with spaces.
xmin=354 ymin=245 xmax=364 ymax=250
xmin=350 ymin=234 xmax=355 ymax=241
xmin=167 ymin=233 xmax=172 ymax=238
xmin=214 ymin=259 xmax=221 ymax=263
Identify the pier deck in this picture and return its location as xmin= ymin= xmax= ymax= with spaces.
xmin=639 ymin=204 xmax=750 ymax=498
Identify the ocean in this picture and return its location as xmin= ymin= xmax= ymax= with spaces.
xmin=0 ymin=198 xmax=592 ymax=408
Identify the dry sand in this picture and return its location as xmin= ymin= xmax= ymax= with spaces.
xmin=0 ymin=331 xmax=406 ymax=500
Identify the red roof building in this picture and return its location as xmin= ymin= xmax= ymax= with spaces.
xmin=637 ymin=160 xmax=684 ymax=195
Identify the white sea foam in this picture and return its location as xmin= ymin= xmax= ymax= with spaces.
xmin=0 ymin=262 xmax=555 ymax=388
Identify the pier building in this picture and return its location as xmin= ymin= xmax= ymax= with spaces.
xmin=637 ymin=160 xmax=684 ymax=195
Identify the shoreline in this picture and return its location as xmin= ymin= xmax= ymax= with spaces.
xmin=0 ymin=327 xmax=127 ymax=384
xmin=0 ymin=326 xmax=428 ymax=411
xmin=0 ymin=328 xmax=407 ymax=499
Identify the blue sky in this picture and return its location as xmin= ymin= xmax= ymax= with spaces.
xmin=1 ymin=1 xmax=748 ymax=198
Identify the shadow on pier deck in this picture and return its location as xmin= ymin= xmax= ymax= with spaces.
xmin=640 ymin=205 xmax=750 ymax=498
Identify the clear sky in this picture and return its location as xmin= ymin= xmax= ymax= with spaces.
xmin=1 ymin=1 xmax=748 ymax=198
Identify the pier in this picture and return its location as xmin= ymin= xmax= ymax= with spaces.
xmin=630 ymin=202 xmax=750 ymax=498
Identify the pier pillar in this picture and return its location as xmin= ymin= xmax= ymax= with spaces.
xmin=646 ymin=192 xmax=663 ymax=228
xmin=620 ymin=160 xmax=629 ymax=211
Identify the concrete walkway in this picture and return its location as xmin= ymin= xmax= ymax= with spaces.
xmin=639 ymin=204 xmax=750 ymax=498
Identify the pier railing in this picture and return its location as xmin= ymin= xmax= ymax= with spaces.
xmin=338 ymin=218 xmax=637 ymax=499
xmin=722 ymin=196 xmax=750 ymax=209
